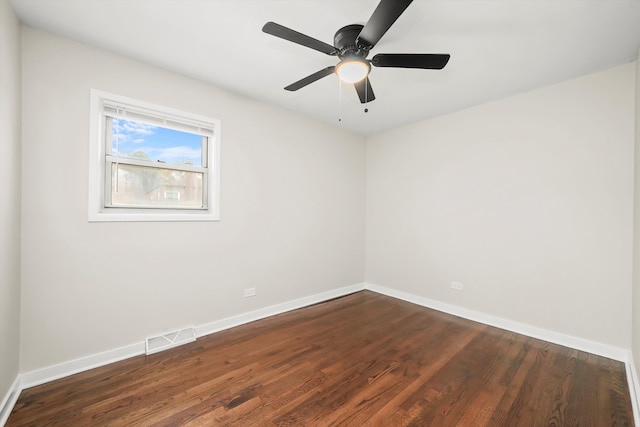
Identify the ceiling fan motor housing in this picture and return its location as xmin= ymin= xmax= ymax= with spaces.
xmin=334 ymin=24 xmax=367 ymax=59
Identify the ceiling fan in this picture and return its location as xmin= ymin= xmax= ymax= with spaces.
xmin=262 ymin=0 xmax=450 ymax=104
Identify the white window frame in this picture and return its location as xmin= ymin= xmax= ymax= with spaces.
xmin=89 ymin=89 xmax=220 ymax=222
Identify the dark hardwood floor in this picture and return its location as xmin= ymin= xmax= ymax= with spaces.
xmin=7 ymin=291 xmax=635 ymax=426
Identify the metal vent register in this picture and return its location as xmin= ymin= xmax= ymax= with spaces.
xmin=145 ymin=327 xmax=196 ymax=355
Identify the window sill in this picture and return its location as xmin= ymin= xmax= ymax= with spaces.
xmin=88 ymin=210 xmax=220 ymax=222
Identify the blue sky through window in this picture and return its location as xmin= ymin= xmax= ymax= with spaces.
xmin=111 ymin=118 xmax=202 ymax=166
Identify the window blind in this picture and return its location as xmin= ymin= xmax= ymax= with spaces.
xmin=103 ymin=101 xmax=215 ymax=137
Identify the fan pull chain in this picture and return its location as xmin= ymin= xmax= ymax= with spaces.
xmin=364 ymin=77 xmax=369 ymax=113
xmin=338 ymin=79 xmax=342 ymax=122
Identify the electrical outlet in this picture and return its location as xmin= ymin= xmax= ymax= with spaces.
xmin=450 ymin=281 xmax=464 ymax=291
xmin=243 ymin=288 xmax=256 ymax=297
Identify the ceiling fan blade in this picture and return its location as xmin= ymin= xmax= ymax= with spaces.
xmin=354 ymin=77 xmax=376 ymax=104
xmin=285 ymin=66 xmax=336 ymax=91
xmin=262 ymin=22 xmax=337 ymax=56
xmin=356 ymin=0 xmax=413 ymax=50
xmin=372 ymin=53 xmax=450 ymax=69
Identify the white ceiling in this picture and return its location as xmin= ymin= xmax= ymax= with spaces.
xmin=10 ymin=0 xmax=640 ymax=136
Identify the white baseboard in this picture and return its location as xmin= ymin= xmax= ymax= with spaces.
xmin=626 ymin=351 xmax=640 ymax=427
xmin=366 ymin=283 xmax=640 ymax=424
xmin=1 ymin=282 xmax=366 ymax=425
xmin=18 ymin=283 xmax=364 ymax=391
xmin=2 ymin=281 xmax=636 ymax=425
xmin=196 ymin=283 xmax=365 ymax=338
xmin=19 ymin=341 xmax=146 ymax=390
xmin=365 ymin=282 xmax=629 ymax=362
xmin=0 ymin=376 xmax=20 ymax=427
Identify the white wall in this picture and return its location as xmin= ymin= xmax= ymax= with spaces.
xmin=20 ymin=27 xmax=365 ymax=372
xmin=633 ymin=50 xmax=640 ymax=371
xmin=366 ymin=64 xmax=635 ymax=349
xmin=0 ymin=0 xmax=22 ymax=408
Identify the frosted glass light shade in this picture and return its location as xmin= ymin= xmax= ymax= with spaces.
xmin=336 ymin=60 xmax=370 ymax=83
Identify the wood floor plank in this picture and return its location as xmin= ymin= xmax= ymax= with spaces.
xmin=7 ymin=291 xmax=635 ymax=426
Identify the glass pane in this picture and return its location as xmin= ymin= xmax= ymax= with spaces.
xmin=110 ymin=163 xmax=204 ymax=208
xmin=111 ymin=118 xmax=203 ymax=167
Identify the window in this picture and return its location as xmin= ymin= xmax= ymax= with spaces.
xmin=89 ymin=90 xmax=220 ymax=221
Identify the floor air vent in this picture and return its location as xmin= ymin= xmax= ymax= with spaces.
xmin=145 ymin=326 xmax=196 ymax=355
